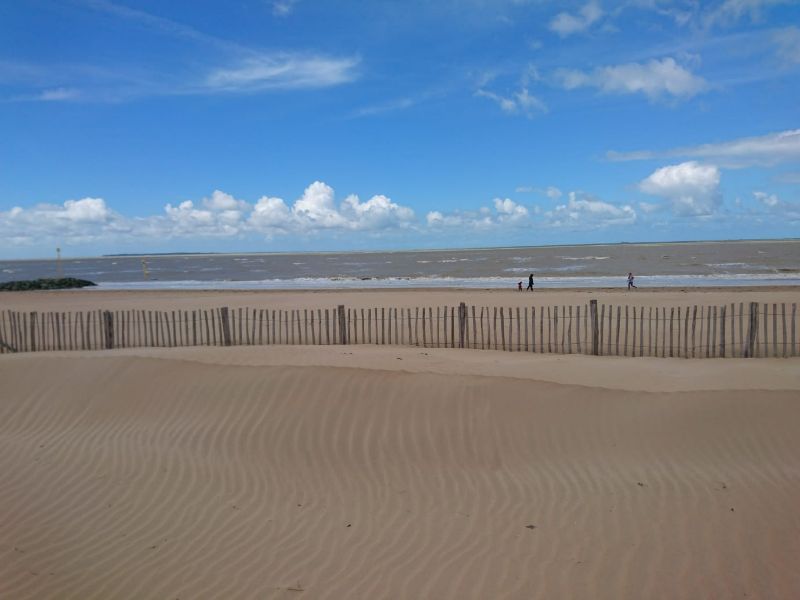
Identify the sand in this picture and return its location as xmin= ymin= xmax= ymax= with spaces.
xmin=2 ymin=289 xmax=800 ymax=599
xmin=1 ymin=286 xmax=799 ymax=313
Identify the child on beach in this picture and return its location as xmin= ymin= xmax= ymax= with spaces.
xmin=627 ymin=272 xmax=637 ymax=290
xmin=518 ymin=281 xmax=523 ymax=291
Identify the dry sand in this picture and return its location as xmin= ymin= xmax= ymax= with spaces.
xmin=1 ymin=286 xmax=799 ymax=313
xmin=2 ymin=338 xmax=799 ymax=599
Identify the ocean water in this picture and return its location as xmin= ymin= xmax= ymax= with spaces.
xmin=1 ymin=240 xmax=799 ymax=290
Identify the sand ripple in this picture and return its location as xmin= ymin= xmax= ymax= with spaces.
xmin=1 ymin=352 xmax=799 ymax=599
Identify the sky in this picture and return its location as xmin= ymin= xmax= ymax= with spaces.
xmin=1 ymin=0 xmax=799 ymax=258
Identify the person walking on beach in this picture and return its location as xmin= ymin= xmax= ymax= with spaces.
xmin=627 ymin=272 xmax=637 ymax=290
xmin=527 ymin=273 xmax=534 ymax=291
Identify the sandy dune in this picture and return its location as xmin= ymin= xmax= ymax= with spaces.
xmin=2 ymin=346 xmax=799 ymax=599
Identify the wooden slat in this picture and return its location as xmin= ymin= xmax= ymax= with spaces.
xmin=773 ymin=303 xmax=778 ymax=358
xmin=499 ymin=307 xmax=506 ymax=351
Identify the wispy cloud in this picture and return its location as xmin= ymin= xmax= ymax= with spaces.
xmin=549 ymin=1 xmax=604 ymax=37
xmin=702 ymin=0 xmax=792 ymax=28
xmin=475 ymin=87 xmax=547 ymax=117
xmin=79 ymin=0 xmax=246 ymax=53
xmin=272 ymin=0 xmax=300 ymax=17
xmin=36 ymin=88 xmax=81 ymax=101
xmin=773 ymin=26 xmax=800 ymax=64
xmin=7 ymin=1 xmax=359 ymax=101
xmin=556 ymin=57 xmax=708 ymax=100
xmin=205 ymin=54 xmax=360 ymax=91
xmin=608 ymin=129 xmax=800 ymax=167
xmin=351 ymin=97 xmax=417 ymax=118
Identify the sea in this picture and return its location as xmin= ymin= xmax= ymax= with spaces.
xmin=1 ymin=240 xmax=799 ymax=290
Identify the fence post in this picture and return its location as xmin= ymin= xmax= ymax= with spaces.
xmin=29 ymin=311 xmax=37 ymax=352
xmin=589 ymin=299 xmax=599 ymax=356
xmin=458 ymin=302 xmax=466 ymax=349
xmin=220 ymin=307 xmax=232 ymax=346
xmin=746 ymin=302 xmax=757 ymax=358
xmin=104 ymin=310 xmax=114 ymax=350
xmin=338 ymin=305 xmax=347 ymax=345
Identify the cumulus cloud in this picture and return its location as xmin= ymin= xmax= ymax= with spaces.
xmin=493 ymin=198 xmax=529 ymax=223
xmin=753 ymin=190 xmax=779 ymax=207
xmin=475 ymin=87 xmax=547 ymax=117
xmin=549 ymin=1 xmax=603 ymax=37
xmin=0 ymin=182 xmax=417 ymax=248
xmin=546 ymin=186 xmax=563 ymax=199
xmin=427 ymin=192 xmax=635 ymax=232
xmin=426 ymin=197 xmax=532 ymax=230
xmin=341 ymin=193 xmax=415 ymax=230
xmin=545 ymin=192 xmax=636 ymax=228
xmin=0 ymin=197 xmax=126 ymax=245
xmin=556 ymin=57 xmax=708 ymax=100
xmin=608 ymin=128 xmax=800 ymax=167
xmin=639 ymin=161 xmax=722 ymax=216
xmin=748 ymin=190 xmax=800 ymax=221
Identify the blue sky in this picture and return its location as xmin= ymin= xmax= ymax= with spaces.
xmin=1 ymin=0 xmax=799 ymax=258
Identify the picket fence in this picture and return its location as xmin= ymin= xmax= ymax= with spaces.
xmin=0 ymin=300 xmax=797 ymax=358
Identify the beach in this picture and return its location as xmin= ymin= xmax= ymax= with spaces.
xmin=2 ymin=285 xmax=799 ymax=313
xmin=1 ymin=287 xmax=799 ymax=599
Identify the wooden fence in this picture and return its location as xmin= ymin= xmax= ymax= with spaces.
xmin=0 ymin=300 xmax=797 ymax=358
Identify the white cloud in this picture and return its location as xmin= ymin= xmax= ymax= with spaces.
xmin=493 ymin=198 xmax=529 ymax=222
xmin=0 ymin=197 xmax=126 ymax=245
xmin=515 ymin=185 xmax=562 ymax=199
xmin=749 ymin=191 xmax=800 ymax=221
xmin=549 ymin=1 xmax=603 ymax=37
xmin=475 ymin=87 xmax=547 ymax=117
xmin=427 ymin=192 xmax=635 ymax=231
xmin=638 ymin=201 xmax=662 ymax=214
xmin=639 ymin=161 xmax=722 ymax=216
xmin=556 ymin=57 xmax=707 ymax=100
xmin=753 ymin=191 xmax=779 ymax=207
xmin=59 ymin=197 xmax=110 ymax=222
xmin=546 ymin=186 xmax=562 ymax=199
xmin=272 ymin=0 xmax=299 ymax=17
xmin=426 ymin=197 xmax=531 ymax=230
xmin=545 ymin=192 xmax=637 ymax=228
xmin=352 ymin=97 xmax=416 ymax=118
xmin=703 ymin=0 xmax=790 ymax=28
xmin=608 ymin=128 xmax=800 ymax=167
xmin=774 ymin=26 xmax=800 ymax=64
xmin=0 ymin=182 xmax=417 ymax=248
xmin=341 ymin=194 xmax=415 ymax=230
xmin=249 ymin=196 xmax=292 ymax=231
xmin=37 ymin=87 xmax=80 ymax=101
xmin=206 ymin=54 xmax=360 ymax=91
